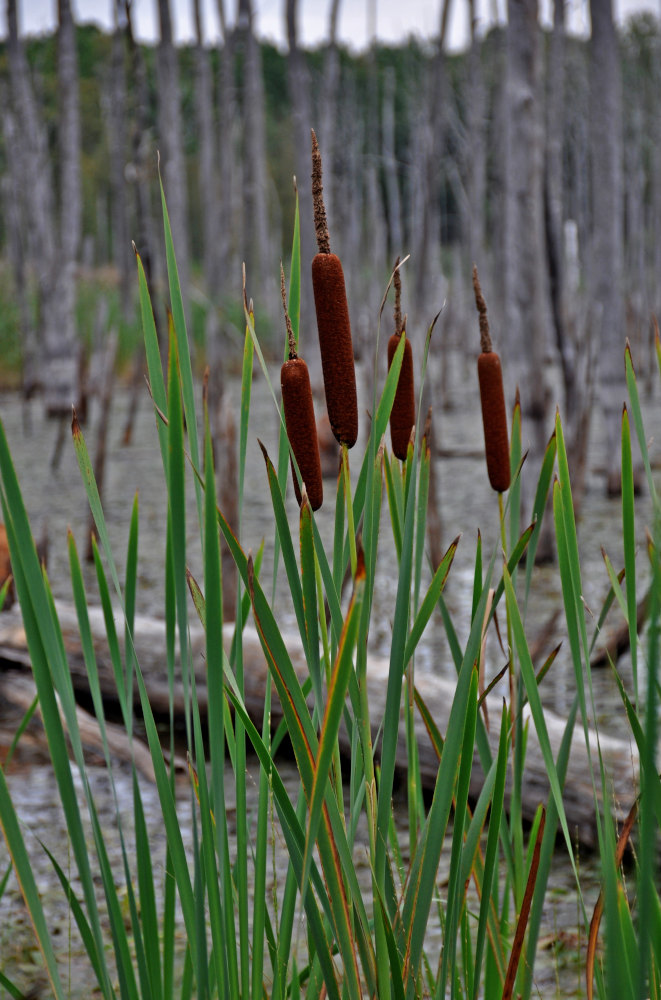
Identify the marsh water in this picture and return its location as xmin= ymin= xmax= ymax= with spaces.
xmin=0 ymin=350 xmax=657 ymax=996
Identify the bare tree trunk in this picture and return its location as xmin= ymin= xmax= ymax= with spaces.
xmin=234 ymin=0 xmax=272 ymax=302
xmin=121 ymin=0 xmax=163 ymax=446
xmin=505 ymin=0 xmax=552 ymax=545
xmin=319 ymin=0 xmax=341 ymax=227
xmin=545 ymin=0 xmax=583 ymax=456
xmin=156 ymin=0 xmax=190 ymax=323
xmin=0 ymin=95 xmax=39 ymax=403
xmin=465 ymin=0 xmax=486 ymax=262
xmin=624 ymin=106 xmax=646 ymax=367
xmin=382 ymin=67 xmax=403 ymax=258
xmin=193 ymin=0 xmax=221 ymax=301
xmin=215 ymin=1 xmax=240 ymax=303
xmin=589 ymin=0 xmax=626 ymax=494
xmin=6 ymin=0 xmax=81 ymax=415
xmin=105 ymin=3 xmax=132 ymax=320
xmin=286 ymin=0 xmax=315 ymax=345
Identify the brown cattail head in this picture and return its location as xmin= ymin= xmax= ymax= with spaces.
xmin=473 ymin=264 xmax=509 ymax=492
xmin=387 ymin=320 xmax=416 ymax=461
xmin=281 ymin=357 xmax=323 ymax=510
xmin=477 ymin=351 xmax=510 ymax=493
xmin=311 ymin=251 xmax=358 ymax=448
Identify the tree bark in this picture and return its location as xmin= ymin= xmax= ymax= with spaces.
xmin=589 ymin=0 xmax=626 ymax=494
xmin=156 ymin=0 xmax=190 ymax=323
xmin=193 ymin=0 xmax=222 ymax=301
xmin=382 ymin=66 xmax=403 ymax=259
xmin=505 ymin=0 xmax=551 ymax=537
xmin=234 ymin=0 xmax=272 ymax=303
xmin=286 ymin=0 xmax=316 ymax=344
xmin=105 ymin=4 xmax=132 ymax=320
xmin=5 ymin=0 xmax=81 ymax=414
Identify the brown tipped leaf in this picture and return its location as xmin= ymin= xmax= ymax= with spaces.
xmin=281 ymin=357 xmax=323 ymax=510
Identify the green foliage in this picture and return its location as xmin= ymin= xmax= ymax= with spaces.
xmin=0 ymin=187 xmax=660 ymax=1000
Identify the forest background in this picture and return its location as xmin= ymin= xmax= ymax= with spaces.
xmin=0 ymin=0 xmax=659 ymax=501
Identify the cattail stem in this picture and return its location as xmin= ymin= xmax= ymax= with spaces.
xmin=342 ymin=443 xmax=357 ymax=577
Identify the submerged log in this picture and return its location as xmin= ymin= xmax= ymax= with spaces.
xmin=0 ymin=600 xmax=639 ymax=849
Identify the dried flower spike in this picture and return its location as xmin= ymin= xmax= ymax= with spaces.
xmin=473 ymin=265 xmax=510 ymax=493
xmin=310 ymin=129 xmax=358 ymax=448
xmin=280 ymin=264 xmax=323 ymax=510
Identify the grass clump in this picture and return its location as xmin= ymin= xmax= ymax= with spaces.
xmin=0 ymin=180 xmax=659 ymax=1000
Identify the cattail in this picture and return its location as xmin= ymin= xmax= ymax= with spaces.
xmin=387 ymin=258 xmax=416 ymax=460
xmin=473 ymin=265 xmax=510 ymax=493
xmin=310 ymin=129 xmax=358 ymax=448
xmin=280 ymin=265 xmax=323 ymax=510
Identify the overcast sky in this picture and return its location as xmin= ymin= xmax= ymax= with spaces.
xmin=2 ymin=0 xmax=660 ymax=53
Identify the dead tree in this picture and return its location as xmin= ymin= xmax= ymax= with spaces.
xmin=504 ymin=0 xmax=553 ymax=550
xmin=589 ymin=0 xmax=627 ymax=494
xmin=6 ymin=0 xmax=81 ymax=415
xmin=156 ymin=0 xmax=190 ymax=323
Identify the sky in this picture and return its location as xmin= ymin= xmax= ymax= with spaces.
xmin=2 ymin=0 xmax=660 ymax=53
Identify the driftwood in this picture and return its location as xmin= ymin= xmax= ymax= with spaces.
xmin=0 ymin=669 xmax=161 ymax=781
xmin=0 ymin=600 xmax=639 ymax=849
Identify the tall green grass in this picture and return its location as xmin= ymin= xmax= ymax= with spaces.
xmin=0 ymin=187 xmax=659 ymax=999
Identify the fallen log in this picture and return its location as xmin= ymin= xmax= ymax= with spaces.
xmin=0 ymin=601 xmax=639 ymax=849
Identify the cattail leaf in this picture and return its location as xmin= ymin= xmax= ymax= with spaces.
xmin=472 ymin=531 xmax=483 ymax=625
xmin=625 ymin=342 xmax=657 ymax=505
xmin=222 ymin=684 xmax=341 ymax=1000
xmin=509 ymin=390 xmax=522 ymax=550
xmin=159 ymin=175 xmax=203 ymax=533
xmin=621 ymin=406 xmax=638 ymax=700
xmin=374 ymin=889 xmax=406 ymax=1000
xmin=404 ymin=536 xmax=459 ymax=665
xmin=301 ymin=556 xmax=365 ymax=902
xmin=437 ymin=666 xmax=479 ymax=995
xmin=134 ymin=248 xmax=168 ymax=474
xmin=469 ymin=703 xmax=510 ymax=990
xmin=383 ymin=452 xmax=403 ymax=560
xmin=300 ymin=497 xmax=322 ymax=707
xmin=260 ymin=441 xmax=309 ymax=663
xmin=399 ymin=581 xmax=492 ymax=978
xmin=502 ymin=807 xmax=546 ymax=1000
xmin=523 ymin=429 xmax=557 ymax=612
xmin=601 ymin=548 xmax=628 ymax=623
xmin=588 ymin=566 xmax=625 ymax=657
xmin=0 ymin=767 xmax=66 ymax=998
xmin=503 ymin=563 xmax=582 ymax=882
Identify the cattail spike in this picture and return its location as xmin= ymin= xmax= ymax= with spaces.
xmin=280 ymin=262 xmax=297 ymax=359
xmin=472 ymin=264 xmax=492 ymax=353
xmin=311 ymin=129 xmax=331 ymax=255
xmin=393 ymin=256 xmax=402 ymax=335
